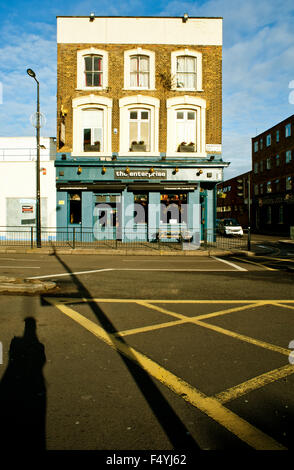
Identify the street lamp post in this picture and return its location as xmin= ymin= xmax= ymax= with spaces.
xmin=27 ymin=68 xmax=41 ymax=248
xmin=247 ymin=175 xmax=251 ymax=251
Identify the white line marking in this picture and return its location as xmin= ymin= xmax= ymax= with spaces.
xmin=26 ymin=264 xmax=244 ymax=280
xmin=211 ymin=256 xmax=247 ymax=272
xmin=0 ymin=266 xmax=40 ymax=269
xmin=27 ymin=268 xmax=114 ymax=279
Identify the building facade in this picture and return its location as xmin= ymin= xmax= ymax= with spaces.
xmin=251 ymin=115 xmax=294 ymax=235
xmin=216 ymin=171 xmax=252 ymax=228
xmin=56 ymin=16 xmax=228 ymax=242
xmin=0 ymin=137 xmax=56 ymax=231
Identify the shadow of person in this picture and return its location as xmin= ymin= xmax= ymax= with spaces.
xmin=0 ymin=317 xmax=46 ymax=451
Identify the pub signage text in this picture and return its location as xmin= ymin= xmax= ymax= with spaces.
xmin=115 ymin=169 xmax=167 ymax=179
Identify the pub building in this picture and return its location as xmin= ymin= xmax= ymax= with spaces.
xmin=55 ymin=16 xmax=228 ymax=242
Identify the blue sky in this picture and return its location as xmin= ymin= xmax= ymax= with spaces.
xmin=0 ymin=0 xmax=294 ymax=179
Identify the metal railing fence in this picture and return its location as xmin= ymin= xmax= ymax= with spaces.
xmin=0 ymin=226 xmax=248 ymax=251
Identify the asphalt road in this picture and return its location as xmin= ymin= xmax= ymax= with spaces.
xmin=0 ymin=239 xmax=294 ymax=454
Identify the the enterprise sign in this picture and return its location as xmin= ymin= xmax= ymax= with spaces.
xmin=115 ymin=169 xmax=167 ymax=179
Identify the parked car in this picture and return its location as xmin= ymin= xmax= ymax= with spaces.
xmin=217 ymin=218 xmax=243 ymax=237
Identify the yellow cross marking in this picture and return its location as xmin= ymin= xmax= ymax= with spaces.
xmin=44 ymin=296 xmax=294 ymax=450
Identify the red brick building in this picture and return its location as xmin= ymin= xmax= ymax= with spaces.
xmin=216 ymin=171 xmax=252 ymax=228
xmin=251 ymin=115 xmax=294 ymax=235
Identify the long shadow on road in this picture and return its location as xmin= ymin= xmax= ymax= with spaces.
xmin=43 ymin=251 xmax=200 ymax=450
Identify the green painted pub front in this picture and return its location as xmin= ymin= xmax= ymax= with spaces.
xmin=55 ymin=153 xmax=227 ymax=244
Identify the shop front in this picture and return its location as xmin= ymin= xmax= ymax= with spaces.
xmin=55 ymin=158 xmax=224 ymax=243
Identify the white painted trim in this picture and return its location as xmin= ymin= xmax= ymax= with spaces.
xmin=119 ymin=95 xmax=160 ymax=155
xmin=76 ymin=48 xmax=108 ymax=90
xmin=72 ymin=95 xmax=113 ymax=156
xmin=171 ymin=49 xmax=203 ymax=92
xmin=124 ymin=48 xmax=155 ymax=90
xmin=166 ymin=95 xmax=206 ymax=156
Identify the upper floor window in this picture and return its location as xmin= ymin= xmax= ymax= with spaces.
xmin=176 ymin=56 xmax=196 ymax=89
xmin=77 ymin=48 xmax=108 ymax=90
xmin=266 ymin=134 xmax=271 ymax=146
xmin=166 ymin=96 xmax=206 ymax=156
xmin=124 ymin=49 xmax=155 ymax=90
xmin=276 ymin=154 xmax=280 ymax=166
xmin=260 ymin=138 xmax=263 ymax=149
xmin=286 ymin=176 xmax=292 ymax=190
xmin=130 ymin=55 xmax=149 ymax=88
xmin=84 ymin=55 xmax=103 ymax=87
xmin=254 ymin=162 xmax=258 ymax=174
xmin=129 ymin=109 xmax=150 ymax=152
xmin=72 ymin=95 xmax=113 ymax=156
xmin=254 ymin=141 xmax=258 ymax=152
xmin=285 ymin=123 xmax=291 ymax=137
xmin=171 ymin=50 xmax=203 ymax=91
xmin=119 ymin=95 xmax=160 ymax=155
xmin=276 ymin=130 xmax=280 ymax=142
xmin=82 ymin=108 xmax=103 ymax=152
xmin=266 ymin=157 xmax=271 ymax=170
xmin=176 ymin=110 xmax=196 ymax=152
xmin=260 ymin=160 xmax=264 ymax=172
xmin=286 ymin=150 xmax=292 ymax=163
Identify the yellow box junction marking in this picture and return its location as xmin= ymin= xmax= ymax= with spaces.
xmin=45 ymin=297 xmax=294 ymax=450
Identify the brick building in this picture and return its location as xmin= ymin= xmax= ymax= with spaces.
xmin=55 ymin=15 xmax=228 ymax=241
xmin=217 ymin=171 xmax=252 ymax=228
xmin=251 ymin=115 xmax=294 ymax=235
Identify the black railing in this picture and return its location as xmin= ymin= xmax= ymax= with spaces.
xmin=0 ymin=226 xmax=248 ymax=251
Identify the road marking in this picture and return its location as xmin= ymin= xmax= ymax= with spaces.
xmin=27 ymin=268 xmax=114 ymax=279
xmin=0 ymin=265 xmax=40 ymax=269
xmin=231 ymin=257 xmax=276 ymax=271
xmin=141 ymin=302 xmax=290 ymax=357
xmin=257 ymin=256 xmax=294 ymax=264
xmin=211 ymin=256 xmax=247 ymax=271
xmin=46 ymin=297 xmax=286 ymax=450
xmin=26 ymin=259 xmax=246 ymax=280
xmin=215 ymin=364 xmax=294 ymax=404
xmin=54 ymin=298 xmax=294 ymax=305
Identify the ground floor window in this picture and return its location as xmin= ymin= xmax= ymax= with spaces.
xmin=160 ymin=192 xmax=188 ymax=223
xmin=69 ymin=192 xmax=81 ymax=224
xmin=134 ymin=193 xmax=148 ymax=224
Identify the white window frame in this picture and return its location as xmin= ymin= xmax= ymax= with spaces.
xmin=166 ymin=96 xmax=206 ymax=157
xmin=119 ymin=95 xmax=160 ymax=156
xmin=124 ymin=48 xmax=155 ymax=90
xmin=72 ymin=95 xmax=112 ymax=157
xmin=171 ymin=50 xmax=203 ymax=92
xmin=77 ymin=48 xmax=108 ymax=91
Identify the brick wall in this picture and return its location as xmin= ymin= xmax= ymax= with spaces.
xmin=57 ymin=43 xmax=222 ymax=153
